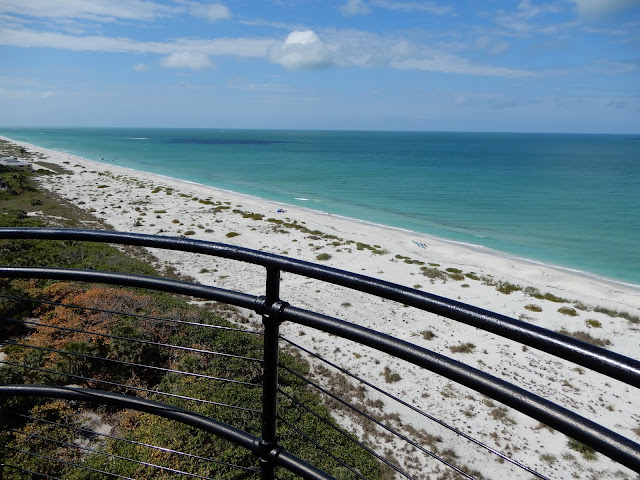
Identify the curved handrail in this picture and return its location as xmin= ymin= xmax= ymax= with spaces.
xmin=1 ymin=227 xmax=638 ymax=388
xmin=1 ymin=227 xmax=639 ymax=475
xmin=0 ymin=385 xmax=336 ymax=480
xmin=1 ymin=264 xmax=639 ymax=472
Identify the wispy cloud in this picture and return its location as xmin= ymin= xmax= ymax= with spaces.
xmin=0 ymin=0 xmax=177 ymax=22
xmin=340 ymin=0 xmax=371 ymax=16
xmin=0 ymin=87 xmax=57 ymax=100
xmin=371 ymin=0 xmax=453 ymax=15
xmin=571 ymin=0 xmax=639 ymax=20
xmin=160 ymin=52 xmax=212 ymax=69
xmin=190 ymin=3 xmax=231 ymax=22
xmin=475 ymin=36 xmax=510 ymax=55
xmin=0 ymin=26 xmax=273 ymax=56
xmin=0 ymin=22 xmax=535 ymax=78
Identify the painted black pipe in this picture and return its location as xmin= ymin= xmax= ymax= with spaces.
xmin=1 ymin=227 xmax=638 ymax=388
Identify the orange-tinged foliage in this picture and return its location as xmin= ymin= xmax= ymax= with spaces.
xmin=28 ymin=285 xmax=156 ymax=350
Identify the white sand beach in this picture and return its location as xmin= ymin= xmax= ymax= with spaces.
xmin=6 ymin=136 xmax=640 ymax=479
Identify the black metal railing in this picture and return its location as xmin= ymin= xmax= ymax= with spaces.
xmin=1 ymin=227 xmax=639 ymax=480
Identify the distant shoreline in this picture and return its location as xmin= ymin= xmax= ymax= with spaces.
xmin=2 ymin=132 xmax=639 ymax=291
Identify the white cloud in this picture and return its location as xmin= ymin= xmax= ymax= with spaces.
xmin=0 ymin=27 xmax=272 ymax=57
xmin=0 ymin=87 xmax=56 ymax=100
xmin=392 ymin=55 xmax=531 ymax=78
xmin=160 ymin=52 xmax=213 ymax=69
xmin=0 ymin=0 xmax=175 ymax=22
xmin=340 ymin=0 xmax=371 ymax=16
xmin=0 ymin=24 xmax=533 ymax=78
xmin=475 ymin=36 xmax=509 ymax=55
xmin=571 ymin=0 xmax=639 ymax=20
xmin=133 ymin=63 xmax=150 ymax=71
xmin=268 ymin=30 xmax=332 ymax=71
xmin=371 ymin=0 xmax=453 ymax=15
xmin=191 ymin=3 xmax=231 ymax=22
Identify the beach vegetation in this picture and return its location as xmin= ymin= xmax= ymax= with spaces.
xmin=420 ymin=330 xmax=436 ymax=340
xmin=428 ymin=263 xmax=440 ymax=267
xmin=447 ymin=270 xmax=465 ymax=281
xmin=154 ymin=209 xmax=166 ymax=213
xmin=341 ymin=302 xmax=352 ymax=308
xmin=243 ymin=211 xmax=264 ymax=220
xmin=558 ymin=307 xmax=578 ymax=316
xmin=183 ymin=230 xmax=195 ymax=236
xmin=172 ymin=219 xmax=180 ymax=223
xmin=461 ymin=283 xmax=470 ymax=288
xmin=490 ymin=407 xmax=515 ymax=425
xmin=225 ymin=231 xmax=240 ymax=238
xmin=382 ymin=366 xmax=401 ymax=383
xmin=567 ymin=438 xmax=597 ymax=460
xmin=495 ymin=282 xmax=522 ymax=295
xmin=524 ymin=287 xmax=568 ymax=303
xmin=540 ymin=453 xmax=557 ymax=465
xmin=556 ymin=328 xmax=611 ymax=347
xmin=465 ymin=272 xmax=480 ymax=280
xmin=316 ymin=253 xmax=331 ymax=261
xmin=355 ymin=242 xmax=388 ymax=255
xmin=449 ymin=342 xmax=475 ymax=354
xmin=440 ymin=383 xmax=456 ymax=398
xmin=524 ymin=304 xmax=543 ymax=312
xmin=585 ymin=319 xmax=602 ymax=328
xmin=133 ymin=218 xmax=143 ymax=227
xmin=420 ymin=266 xmax=446 ymax=281
xmin=573 ymin=301 xmax=589 ymax=311
xmin=593 ymin=306 xmax=639 ymax=324
xmin=151 ymin=186 xmax=162 ymax=193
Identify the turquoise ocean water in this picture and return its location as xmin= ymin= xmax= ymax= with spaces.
xmin=2 ymin=127 xmax=639 ymax=286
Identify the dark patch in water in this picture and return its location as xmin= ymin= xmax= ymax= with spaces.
xmin=168 ymin=138 xmax=292 ymax=145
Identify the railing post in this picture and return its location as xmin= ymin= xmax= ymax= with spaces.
xmin=260 ymin=267 xmax=283 ymax=480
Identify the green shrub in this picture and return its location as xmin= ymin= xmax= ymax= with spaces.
xmin=567 ymin=438 xmax=597 ymax=460
xmin=383 ymin=366 xmax=401 ymax=383
xmin=585 ymin=319 xmax=602 ymax=328
xmin=449 ymin=342 xmax=475 ymax=353
xmin=316 ymin=253 xmax=331 ymax=261
xmin=421 ymin=330 xmax=436 ymax=340
xmin=558 ymin=307 xmax=578 ymax=316
xmin=421 ymin=266 xmax=446 ymax=280
xmin=496 ymin=282 xmax=522 ymax=294
xmin=524 ymin=304 xmax=542 ymax=312
xmin=226 ymin=231 xmax=240 ymax=238
xmin=556 ymin=328 xmax=611 ymax=347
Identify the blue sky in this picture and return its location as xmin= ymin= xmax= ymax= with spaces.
xmin=0 ymin=0 xmax=638 ymax=133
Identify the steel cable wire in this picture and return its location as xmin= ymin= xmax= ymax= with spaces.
xmin=5 ymin=340 xmax=261 ymax=388
xmin=275 ymin=416 xmax=370 ymax=480
xmin=0 ymin=293 xmax=264 ymax=336
xmin=280 ymin=335 xmax=551 ymax=479
xmin=279 ymin=364 xmax=477 ymax=479
xmin=14 ymin=412 xmax=260 ymax=474
xmin=8 ymin=428 xmax=219 ymax=479
xmin=1 ymin=445 xmax=136 ymax=480
xmin=0 ymin=360 xmax=261 ymax=414
xmin=0 ymin=315 xmax=263 ymax=364
xmin=277 ymin=388 xmax=406 ymax=480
